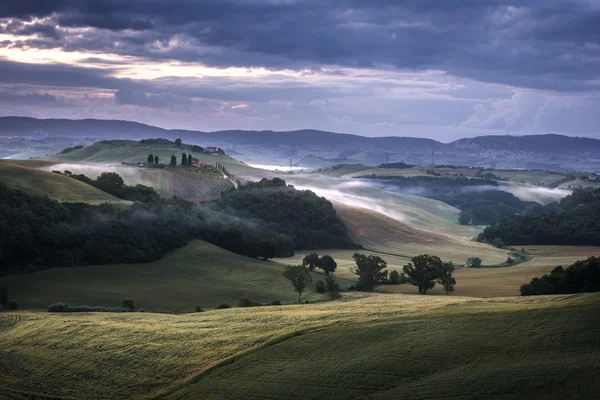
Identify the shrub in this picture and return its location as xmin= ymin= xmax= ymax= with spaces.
xmin=467 ymin=257 xmax=482 ymax=268
xmin=216 ymin=303 xmax=231 ymax=309
xmin=48 ymin=303 xmax=129 ymax=312
xmin=270 ymin=300 xmax=281 ymax=306
xmin=122 ymin=299 xmax=135 ymax=310
xmin=195 ymin=306 xmax=203 ymax=312
xmin=316 ymin=280 xmax=326 ymax=293
xmin=325 ymin=276 xmax=340 ymax=292
xmin=238 ymin=298 xmax=260 ymax=307
xmin=48 ymin=302 xmax=70 ymax=312
xmin=7 ymin=300 xmax=18 ymax=310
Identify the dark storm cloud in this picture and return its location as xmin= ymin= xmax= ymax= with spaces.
xmin=0 ymin=59 xmax=131 ymax=90
xmin=1 ymin=1 xmax=599 ymax=92
xmin=0 ymin=91 xmax=61 ymax=106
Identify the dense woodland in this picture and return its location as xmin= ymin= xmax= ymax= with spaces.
xmin=366 ymin=176 xmax=545 ymax=225
xmin=479 ymin=188 xmax=600 ymax=246
xmin=520 ymin=257 xmax=600 ymax=295
xmin=0 ymin=177 xmax=353 ymax=275
xmin=215 ymin=178 xmax=353 ymax=251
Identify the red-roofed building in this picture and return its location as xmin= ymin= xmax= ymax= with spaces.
xmin=191 ymin=157 xmax=209 ymax=168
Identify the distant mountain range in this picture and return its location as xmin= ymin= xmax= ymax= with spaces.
xmin=2 ymin=116 xmax=599 ymax=152
xmin=1 ymin=117 xmax=599 ymax=171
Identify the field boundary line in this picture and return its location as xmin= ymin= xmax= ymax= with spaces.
xmin=147 ymin=324 xmax=337 ymax=399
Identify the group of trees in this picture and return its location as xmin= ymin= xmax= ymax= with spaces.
xmin=0 ymin=176 xmax=356 ymax=275
xmin=214 ymin=178 xmax=354 ymax=252
xmin=147 ymin=154 xmax=159 ymax=164
xmin=351 ymin=253 xmax=389 ymax=291
xmin=282 ymin=252 xmax=457 ymax=301
xmin=348 ymin=253 xmax=456 ymax=294
xmin=479 ymin=188 xmax=600 ymax=246
xmin=60 ymin=171 xmax=161 ymax=204
xmin=302 ymin=253 xmax=337 ymax=274
xmin=366 ymin=176 xmax=545 ymax=225
xmin=520 ymin=257 xmax=600 ymax=295
xmin=0 ymin=183 xmax=205 ymax=275
xmin=402 ymin=255 xmax=456 ymax=294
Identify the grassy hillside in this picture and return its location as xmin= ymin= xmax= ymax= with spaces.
xmin=333 ymin=203 xmax=506 ymax=258
xmin=1 ymin=293 xmax=597 ymax=399
xmin=1 ymin=240 xmax=352 ymax=311
xmin=44 ymin=140 xmax=257 ymax=176
xmin=168 ymin=294 xmax=600 ymax=400
xmin=0 ymin=161 xmax=128 ymax=205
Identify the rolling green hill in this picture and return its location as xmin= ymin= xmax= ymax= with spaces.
xmin=167 ymin=294 xmax=600 ymax=400
xmin=0 ymin=161 xmax=129 ymax=205
xmin=43 ymin=139 xmax=256 ymax=176
xmin=0 ymin=240 xmax=353 ymax=311
xmin=1 ymin=293 xmax=597 ymax=399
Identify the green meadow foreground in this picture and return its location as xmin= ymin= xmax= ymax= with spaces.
xmin=1 ymin=293 xmax=598 ymax=399
xmin=0 ymin=241 xmax=355 ymax=311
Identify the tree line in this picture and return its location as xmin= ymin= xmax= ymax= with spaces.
xmin=0 ymin=177 xmax=354 ymax=275
xmin=520 ymin=257 xmax=600 ymax=295
xmin=479 ymin=188 xmax=600 ymax=246
xmin=282 ymin=253 xmax=457 ymax=302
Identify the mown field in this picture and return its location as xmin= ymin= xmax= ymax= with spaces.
xmin=0 ymin=241 xmax=353 ymax=312
xmin=0 ymin=161 xmax=129 ymax=205
xmin=519 ymin=245 xmax=600 ymax=268
xmin=1 ymin=293 xmax=598 ymax=399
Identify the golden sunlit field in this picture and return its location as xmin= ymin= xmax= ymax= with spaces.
xmin=1 ymin=293 xmax=598 ymax=399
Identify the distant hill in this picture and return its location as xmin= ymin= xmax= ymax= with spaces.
xmin=7 ymin=116 xmax=600 ymax=153
xmin=2 ymin=116 xmax=600 ymax=171
xmin=452 ymin=134 xmax=600 ymax=153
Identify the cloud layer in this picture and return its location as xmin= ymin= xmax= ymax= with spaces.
xmin=0 ymin=1 xmax=599 ymax=139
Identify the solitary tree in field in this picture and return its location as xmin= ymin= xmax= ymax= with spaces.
xmin=467 ymin=257 xmax=482 ymax=268
xmin=403 ymin=254 xmax=442 ymax=294
xmin=181 ymin=153 xmax=187 ymax=166
xmin=352 ymin=253 xmax=388 ymax=291
xmin=154 ymin=155 xmax=159 ymax=164
xmin=320 ymin=255 xmax=337 ymax=275
xmin=170 ymin=154 xmax=177 ymax=167
xmin=147 ymin=154 xmax=154 ymax=163
xmin=283 ymin=265 xmax=312 ymax=303
xmin=437 ymin=262 xmax=456 ymax=295
xmin=302 ymin=253 xmax=320 ymax=271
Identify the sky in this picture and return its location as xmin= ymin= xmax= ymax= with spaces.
xmin=0 ymin=0 xmax=599 ymax=141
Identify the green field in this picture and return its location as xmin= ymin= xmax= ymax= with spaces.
xmin=0 ymin=161 xmax=129 ymax=205
xmin=1 ymin=241 xmax=354 ymax=312
xmin=1 ymin=293 xmax=598 ymax=399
